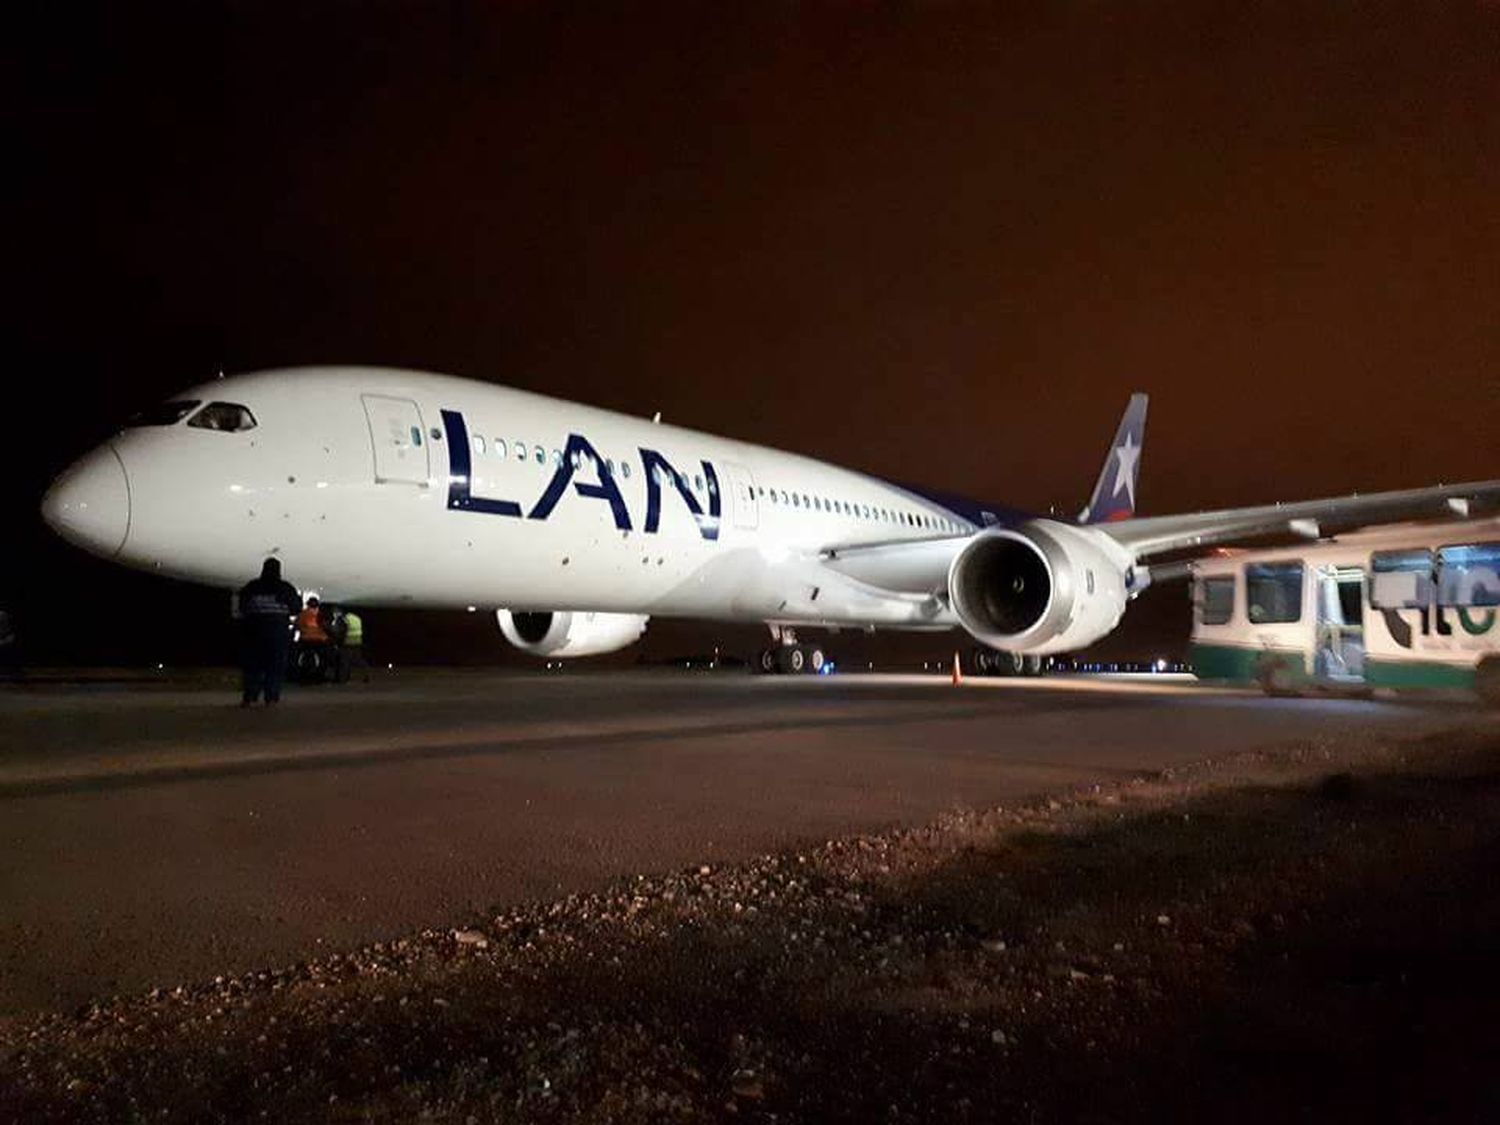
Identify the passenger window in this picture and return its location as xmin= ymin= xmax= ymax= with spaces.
xmin=515 ymin=442 xmax=528 ymax=462
xmin=473 ymin=435 xmax=486 ymax=456
xmin=1369 ymin=549 xmax=1434 ymax=609
xmin=411 ymin=427 xmax=423 ymax=447
xmin=1198 ymin=576 xmax=1236 ymax=625
xmin=694 ymin=473 xmax=704 ymax=491
xmin=1245 ymin=562 xmax=1304 ymax=624
xmin=535 ymin=447 xmax=545 ymax=465
xmin=495 ymin=438 xmax=507 ymax=460
xmin=552 ymin=449 xmax=562 ymax=466
xmin=621 ymin=461 xmax=632 ymax=479
xmin=188 ymin=402 xmax=257 ymax=433
xmin=605 ymin=458 xmax=615 ymax=476
xmin=1436 ymin=542 xmax=1500 ymax=607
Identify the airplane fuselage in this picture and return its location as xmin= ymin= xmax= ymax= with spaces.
xmin=61 ymin=368 xmax=980 ymax=630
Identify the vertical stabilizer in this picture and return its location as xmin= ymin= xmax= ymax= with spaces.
xmin=1079 ymin=393 xmax=1149 ymax=523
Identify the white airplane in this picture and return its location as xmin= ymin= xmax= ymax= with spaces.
xmin=40 ymin=367 xmax=1500 ymax=673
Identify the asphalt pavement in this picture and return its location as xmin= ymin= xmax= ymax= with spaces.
xmin=0 ymin=668 xmax=1490 ymax=1016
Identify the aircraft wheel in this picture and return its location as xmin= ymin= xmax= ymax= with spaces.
xmin=776 ymin=645 xmax=806 ymax=675
xmin=806 ymin=646 xmax=826 ymax=674
xmin=999 ymin=650 xmax=1025 ymax=677
xmin=756 ymin=648 xmax=778 ymax=675
xmin=1023 ymin=654 xmax=1044 ymax=677
xmin=971 ymin=648 xmax=992 ymax=676
xmin=1477 ymin=656 xmax=1500 ymax=708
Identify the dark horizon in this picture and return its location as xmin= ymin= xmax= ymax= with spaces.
xmin=9 ymin=2 xmax=1498 ymax=667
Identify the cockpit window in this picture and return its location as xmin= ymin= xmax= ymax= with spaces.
xmin=188 ymin=402 xmax=257 ymax=433
xmin=126 ymin=400 xmax=200 ymax=427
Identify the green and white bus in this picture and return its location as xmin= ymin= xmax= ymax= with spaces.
xmin=1189 ymin=518 xmax=1499 ymax=703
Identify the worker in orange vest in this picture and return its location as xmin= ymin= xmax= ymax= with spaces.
xmin=296 ymin=596 xmax=330 ymax=646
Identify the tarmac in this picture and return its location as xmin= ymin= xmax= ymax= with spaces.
xmin=0 ymin=668 xmax=1491 ymax=1016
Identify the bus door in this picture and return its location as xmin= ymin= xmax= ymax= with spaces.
xmin=1315 ymin=564 xmax=1366 ymax=681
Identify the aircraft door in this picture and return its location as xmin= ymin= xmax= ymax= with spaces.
xmin=361 ymin=394 xmax=430 ymax=485
xmin=724 ymin=463 xmax=759 ymax=531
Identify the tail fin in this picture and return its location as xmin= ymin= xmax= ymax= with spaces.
xmin=1078 ymin=393 xmax=1149 ymax=524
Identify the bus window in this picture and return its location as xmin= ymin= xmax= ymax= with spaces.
xmin=1437 ymin=542 xmax=1500 ymax=607
xmin=1245 ymin=561 xmax=1303 ymax=624
xmin=1369 ymin=549 xmax=1433 ymax=609
xmin=1198 ymin=576 xmax=1235 ymax=625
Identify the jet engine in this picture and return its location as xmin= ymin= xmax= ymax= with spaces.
xmin=947 ymin=521 xmax=1130 ymax=655
xmin=495 ymin=610 xmax=649 ymax=658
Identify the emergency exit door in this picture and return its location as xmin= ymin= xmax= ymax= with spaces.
xmin=361 ymin=394 xmax=430 ymax=485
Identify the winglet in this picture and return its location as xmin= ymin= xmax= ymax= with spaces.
xmin=1079 ymin=393 xmax=1149 ymax=524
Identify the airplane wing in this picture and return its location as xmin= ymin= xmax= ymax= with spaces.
xmin=1099 ymin=478 xmax=1500 ymax=558
xmin=820 ymin=478 xmax=1500 ymax=598
xmin=821 ymin=535 xmax=959 ymax=596
xmin=822 ymin=389 xmax=1496 ymax=597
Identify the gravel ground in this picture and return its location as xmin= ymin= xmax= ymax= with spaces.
xmin=2 ymin=723 xmax=1497 ymax=1124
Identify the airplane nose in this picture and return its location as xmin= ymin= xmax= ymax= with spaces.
xmin=41 ymin=445 xmax=131 ymax=557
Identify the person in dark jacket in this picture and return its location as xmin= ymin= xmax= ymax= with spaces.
xmin=237 ymin=558 xmax=301 ymax=706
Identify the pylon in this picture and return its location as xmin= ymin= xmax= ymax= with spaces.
xmin=951 ymin=650 xmax=963 ymax=685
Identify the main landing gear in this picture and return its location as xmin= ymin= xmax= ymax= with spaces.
xmin=755 ymin=627 xmax=827 ymax=676
xmin=967 ymin=647 xmax=1045 ymax=677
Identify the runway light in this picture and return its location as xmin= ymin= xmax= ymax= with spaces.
xmin=466 ymin=605 xmax=477 ymax=613
xmin=1155 ymin=658 xmax=1168 ymax=672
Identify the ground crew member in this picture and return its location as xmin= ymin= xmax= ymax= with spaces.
xmin=341 ymin=608 xmax=368 ymax=682
xmin=296 ymin=596 xmax=330 ymax=646
xmin=237 ymin=558 xmax=300 ymax=705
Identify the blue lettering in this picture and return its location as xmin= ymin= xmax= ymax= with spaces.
xmin=439 ymin=410 xmax=720 ymax=540
xmin=528 ymin=433 xmax=632 ymax=530
xmin=441 ymin=410 xmax=522 ymax=517
xmin=640 ymin=448 xmax=720 ymax=541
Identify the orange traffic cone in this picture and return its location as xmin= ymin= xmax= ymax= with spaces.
xmin=951 ymin=650 xmax=963 ymax=685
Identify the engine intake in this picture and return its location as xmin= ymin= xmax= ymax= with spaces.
xmin=947 ymin=521 xmax=1129 ymax=655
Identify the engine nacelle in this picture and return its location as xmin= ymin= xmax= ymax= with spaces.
xmin=947 ymin=520 xmax=1130 ymax=655
xmin=496 ymin=610 xmax=649 ymax=658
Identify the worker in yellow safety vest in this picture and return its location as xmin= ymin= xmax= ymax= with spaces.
xmin=340 ymin=608 xmax=368 ymax=682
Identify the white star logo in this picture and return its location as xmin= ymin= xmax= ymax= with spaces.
xmin=1112 ymin=433 xmax=1140 ymax=507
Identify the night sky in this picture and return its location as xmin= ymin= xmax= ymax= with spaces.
xmin=9 ymin=2 xmax=1499 ymax=666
